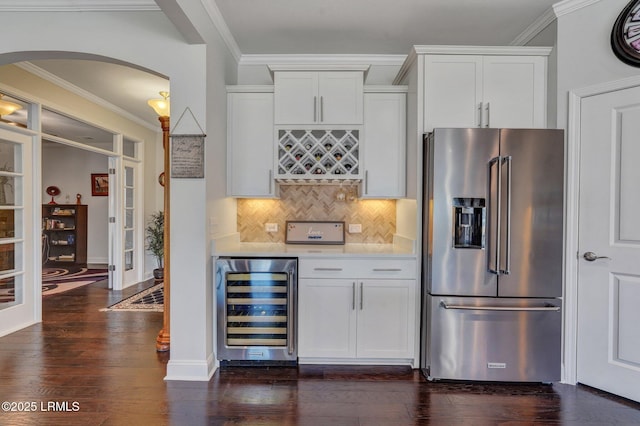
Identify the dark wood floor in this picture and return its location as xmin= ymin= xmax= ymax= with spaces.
xmin=1 ymin=280 xmax=639 ymax=425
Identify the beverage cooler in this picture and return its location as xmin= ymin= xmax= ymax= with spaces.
xmin=216 ymin=257 xmax=297 ymax=365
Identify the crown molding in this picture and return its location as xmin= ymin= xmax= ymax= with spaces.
xmin=392 ymin=45 xmax=553 ymax=85
xmin=411 ymin=45 xmax=553 ymax=56
xmin=201 ymin=0 xmax=242 ymax=62
xmin=553 ymin=0 xmax=603 ymax=18
xmin=239 ymin=54 xmax=406 ymax=67
xmin=16 ymin=62 xmax=158 ymax=131
xmin=226 ymin=85 xmax=274 ymax=93
xmin=510 ymin=7 xmax=558 ymax=46
xmin=363 ymin=85 xmax=408 ymax=93
xmin=0 ymin=0 xmax=159 ymax=11
xmin=392 ymin=48 xmax=419 ymax=85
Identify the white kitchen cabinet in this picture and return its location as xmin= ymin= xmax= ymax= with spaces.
xmin=226 ymin=88 xmax=276 ymax=197
xmin=298 ymin=279 xmax=357 ymax=358
xmin=298 ymin=258 xmax=416 ymax=363
xmin=423 ymin=54 xmax=546 ymax=132
xmin=356 ymin=279 xmax=415 ymax=359
xmin=273 ymin=71 xmax=364 ymax=125
xmin=362 ymin=90 xmax=406 ymax=198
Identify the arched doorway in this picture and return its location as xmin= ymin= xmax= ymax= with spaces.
xmin=0 ymin=53 xmax=168 ymax=337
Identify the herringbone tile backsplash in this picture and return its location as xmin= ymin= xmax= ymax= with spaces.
xmin=237 ymin=185 xmax=396 ymax=243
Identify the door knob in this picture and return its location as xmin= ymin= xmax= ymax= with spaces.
xmin=583 ymin=251 xmax=611 ymax=262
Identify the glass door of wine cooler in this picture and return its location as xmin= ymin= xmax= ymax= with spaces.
xmin=216 ymin=258 xmax=297 ymax=363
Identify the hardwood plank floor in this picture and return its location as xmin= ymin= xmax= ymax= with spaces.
xmin=0 ymin=279 xmax=639 ymax=425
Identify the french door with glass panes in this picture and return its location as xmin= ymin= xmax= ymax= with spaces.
xmin=123 ymin=161 xmax=141 ymax=286
xmin=0 ymin=128 xmax=36 ymax=337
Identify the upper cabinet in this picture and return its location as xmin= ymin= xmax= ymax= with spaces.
xmin=226 ymin=87 xmax=276 ymax=198
xmin=423 ymin=51 xmax=547 ymax=132
xmin=362 ymin=89 xmax=407 ymax=198
xmin=270 ymin=66 xmax=368 ymax=125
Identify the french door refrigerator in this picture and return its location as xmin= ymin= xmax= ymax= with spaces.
xmin=421 ymin=128 xmax=564 ymax=382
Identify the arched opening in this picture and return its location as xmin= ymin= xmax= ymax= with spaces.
xmin=0 ymin=51 xmax=168 ymax=336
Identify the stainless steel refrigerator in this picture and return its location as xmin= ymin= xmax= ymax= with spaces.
xmin=421 ymin=128 xmax=564 ymax=382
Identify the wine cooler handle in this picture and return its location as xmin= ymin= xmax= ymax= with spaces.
xmin=287 ymin=271 xmax=295 ymax=355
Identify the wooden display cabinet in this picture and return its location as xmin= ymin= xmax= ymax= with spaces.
xmin=42 ymin=204 xmax=87 ymax=267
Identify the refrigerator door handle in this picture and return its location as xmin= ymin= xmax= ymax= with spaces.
xmin=501 ymin=156 xmax=512 ymax=275
xmin=488 ymin=156 xmax=501 ymax=275
xmin=440 ymin=301 xmax=560 ymax=312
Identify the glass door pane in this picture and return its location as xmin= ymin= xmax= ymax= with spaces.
xmin=123 ymin=163 xmax=138 ymax=286
xmin=0 ymin=127 xmax=35 ymax=337
xmin=0 ymin=139 xmax=23 ymax=309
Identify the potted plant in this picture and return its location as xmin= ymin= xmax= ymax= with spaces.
xmin=145 ymin=211 xmax=164 ymax=280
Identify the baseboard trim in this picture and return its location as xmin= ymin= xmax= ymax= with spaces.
xmin=164 ymin=354 xmax=216 ymax=381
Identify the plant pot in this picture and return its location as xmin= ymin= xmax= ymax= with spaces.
xmin=153 ymin=268 xmax=164 ymax=281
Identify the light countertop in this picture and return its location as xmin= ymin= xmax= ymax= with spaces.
xmin=212 ymin=234 xmax=416 ymax=259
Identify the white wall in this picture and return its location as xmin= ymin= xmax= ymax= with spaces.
xmin=42 ymin=144 xmax=109 ymax=264
xmin=557 ymin=0 xmax=639 ymax=129
xmin=237 ymin=61 xmax=403 ymax=85
xmin=0 ymin=8 xmax=228 ymax=381
xmin=527 ymin=20 xmax=558 ymax=129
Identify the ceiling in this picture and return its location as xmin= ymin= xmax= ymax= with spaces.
xmin=215 ymin=0 xmax=558 ymax=55
xmin=0 ymin=0 xmax=559 ymax=136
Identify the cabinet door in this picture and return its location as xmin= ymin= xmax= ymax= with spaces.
xmin=424 ymin=55 xmax=483 ymax=132
xmin=274 ymin=72 xmax=318 ymax=125
xmin=362 ymin=93 xmax=406 ymax=198
xmin=356 ymin=279 xmax=416 ymax=359
xmin=318 ymin=72 xmax=363 ymax=124
xmin=298 ymin=279 xmax=357 ymax=358
xmin=482 ymin=56 xmax=546 ymax=128
xmin=226 ymin=92 xmax=275 ymax=197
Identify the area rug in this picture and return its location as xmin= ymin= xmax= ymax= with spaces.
xmin=0 ymin=267 xmax=109 ymax=303
xmin=101 ymin=283 xmax=164 ymax=312
xmin=42 ymin=267 xmax=109 ymax=296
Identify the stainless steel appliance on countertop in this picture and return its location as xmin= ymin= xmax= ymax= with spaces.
xmin=421 ymin=128 xmax=564 ymax=382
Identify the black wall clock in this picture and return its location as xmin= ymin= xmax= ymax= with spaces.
xmin=611 ymin=0 xmax=640 ymax=67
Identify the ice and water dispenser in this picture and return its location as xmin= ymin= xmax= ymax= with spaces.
xmin=452 ymin=197 xmax=485 ymax=249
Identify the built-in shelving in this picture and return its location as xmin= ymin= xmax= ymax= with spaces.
xmin=42 ymin=204 xmax=87 ymax=267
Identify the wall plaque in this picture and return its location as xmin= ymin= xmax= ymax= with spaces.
xmin=171 ymin=134 xmax=204 ymax=178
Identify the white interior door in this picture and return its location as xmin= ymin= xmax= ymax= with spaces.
xmin=577 ymin=85 xmax=640 ymax=403
xmin=107 ymin=157 xmax=120 ymax=290
xmin=0 ymin=128 xmax=35 ymax=337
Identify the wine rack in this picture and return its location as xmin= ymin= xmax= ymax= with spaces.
xmin=276 ymin=129 xmax=360 ymax=182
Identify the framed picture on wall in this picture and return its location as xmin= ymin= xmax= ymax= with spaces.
xmin=91 ymin=173 xmax=109 ymax=196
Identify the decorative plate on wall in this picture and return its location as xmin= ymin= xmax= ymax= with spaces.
xmin=611 ymin=0 xmax=640 ymax=67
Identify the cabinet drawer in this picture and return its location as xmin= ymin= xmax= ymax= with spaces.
xmin=299 ymin=258 xmax=416 ymax=279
